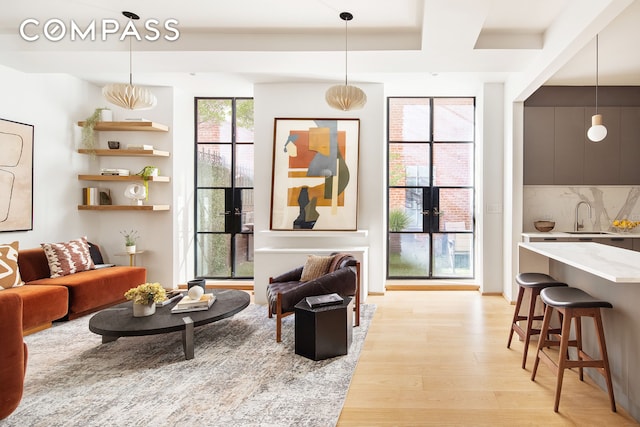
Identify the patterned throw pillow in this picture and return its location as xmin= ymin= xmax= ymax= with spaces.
xmin=0 ymin=241 xmax=24 ymax=289
xmin=41 ymin=237 xmax=95 ymax=278
xmin=300 ymin=254 xmax=334 ymax=282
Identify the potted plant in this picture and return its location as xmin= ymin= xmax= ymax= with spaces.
xmin=81 ymin=107 xmax=111 ymax=150
xmin=389 ymin=209 xmax=410 ymax=232
xmin=121 ymin=229 xmax=139 ymax=254
xmin=389 ymin=209 xmax=410 ymax=253
xmin=124 ymin=282 xmax=167 ymax=317
xmin=136 ymin=166 xmax=159 ymax=201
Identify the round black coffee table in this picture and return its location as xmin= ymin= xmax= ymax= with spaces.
xmin=89 ymin=289 xmax=250 ymax=359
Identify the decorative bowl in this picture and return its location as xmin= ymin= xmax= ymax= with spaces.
xmin=612 ymin=219 xmax=639 ymax=233
xmin=534 ymin=220 xmax=555 ymax=232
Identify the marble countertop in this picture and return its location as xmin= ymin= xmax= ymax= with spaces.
xmin=522 ymin=231 xmax=640 ymax=238
xmin=519 ymin=241 xmax=640 ymax=283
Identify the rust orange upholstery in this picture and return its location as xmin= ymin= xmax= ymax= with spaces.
xmin=27 ymin=267 xmax=146 ymax=318
xmin=15 ymin=246 xmax=146 ymax=327
xmin=2 ymin=285 xmax=68 ymax=331
xmin=0 ymin=292 xmax=27 ymax=420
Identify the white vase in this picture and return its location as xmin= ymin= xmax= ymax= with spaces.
xmin=132 ymin=302 xmax=155 ymax=317
xmin=100 ymin=109 xmax=113 ymax=122
xmin=126 ymin=245 xmax=136 ymax=254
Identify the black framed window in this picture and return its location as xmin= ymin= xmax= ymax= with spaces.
xmin=194 ymin=97 xmax=254 ymax=279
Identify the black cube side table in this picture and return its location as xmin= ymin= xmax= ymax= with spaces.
xmin=294 ymin=296 xmax=353 ymax=361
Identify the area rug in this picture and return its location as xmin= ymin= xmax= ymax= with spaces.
xmin=3 ymin=303 xmax=375 ymax=427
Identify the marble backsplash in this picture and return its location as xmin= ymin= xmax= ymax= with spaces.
xmin=523 ymin=186 xmax=640 ymax=233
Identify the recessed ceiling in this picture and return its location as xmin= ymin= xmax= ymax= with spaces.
xmin=0 ymin=0 xmax=637 ymax=92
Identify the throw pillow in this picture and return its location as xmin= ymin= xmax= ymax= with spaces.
xmin=0 ymin=241 xmax=24 ymax=289
xmin=300 ymin=254 xmax=334 ymax=282
xmin=41 ymin=236 xmax=95 ymax=278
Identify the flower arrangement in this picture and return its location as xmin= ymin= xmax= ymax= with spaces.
xmin=121 ymin=229 xmax=139 ymax=247
xmin=124 ymin=282 xmax=167 ymax=305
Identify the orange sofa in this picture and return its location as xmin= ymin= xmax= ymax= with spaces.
xmin=7 ymin=247 xmax=147 ymax=333
xmin=0 ymin=292 xmax=27 ymax=420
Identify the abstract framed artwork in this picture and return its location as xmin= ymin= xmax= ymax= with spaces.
xmin=270 ymin=118 xmax=360 ymax=231
xmin=0 ymin=118 xmax=34 ymax=232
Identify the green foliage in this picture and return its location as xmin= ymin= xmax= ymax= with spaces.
xmin=389 ymin=209 xmax=410 ymax=232
xmin=120 ymin=229 xmax=139 ymax=246
xmin=81 ymin=107 xmax=110 ymax=149
xmin=196 ymin=98 xmax=254 ymax=132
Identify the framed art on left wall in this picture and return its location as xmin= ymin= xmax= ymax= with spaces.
xmin=0 ymin=118 xmax=34 ymax=232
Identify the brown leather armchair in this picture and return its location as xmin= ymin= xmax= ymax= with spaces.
xmin=0 ymin=292 xmax=27 ymax=420
xmin=267 ymin=253 xmax=360 ymax=342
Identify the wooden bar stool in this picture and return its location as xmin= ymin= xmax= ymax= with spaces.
xmin=531 ymin=286 xmax=616 ymax=413
xmin=508 ymin=273 xmax=568 ymax=369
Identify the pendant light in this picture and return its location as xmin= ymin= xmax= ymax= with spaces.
xmin=325 ymin=12 xmax=367 ymax=111
xmin=587 ymin=34 xmax=606 ymax=142
xmin=102 ymin=11 xmax=157 ymax=110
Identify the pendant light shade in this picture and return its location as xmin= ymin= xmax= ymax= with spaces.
xmin=587 ymin=34 xmax=606 ymax=142
xmin=326 ymin=12 xmax=367 ymax=111
xmin=587 ymin=113 xmax=607 ymax=142
xmin=103 ymin=11 xmax=157 ymax=110
xmin=325 ymin=84 xmax=367 ymax=111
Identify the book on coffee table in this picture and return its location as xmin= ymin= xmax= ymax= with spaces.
xmin=171 ymin=293 xmax=216 ymax=313
xmin=156 ymin=291 xmax=184 ymax=307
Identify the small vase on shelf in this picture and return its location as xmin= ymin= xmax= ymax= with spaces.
xmin=132 ymin=302 xmax=155 ymax=317
xmin=126 ymin=244 xmax=136 ymax=254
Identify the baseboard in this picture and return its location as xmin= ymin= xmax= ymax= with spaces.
xmin=385 ymin=284 xmax=480 ymax=291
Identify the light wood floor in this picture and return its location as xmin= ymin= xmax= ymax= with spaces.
xmin=337 ymin=291 xmax=639 ymax=426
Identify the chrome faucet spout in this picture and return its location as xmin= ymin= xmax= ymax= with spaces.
xmin=575 ymin=201 xmax=592 ymax=231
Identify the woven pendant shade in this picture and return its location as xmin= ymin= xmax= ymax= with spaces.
xmin=102 ymin=11 xmax=156 ymax=111
xmin=103 ymin=83 xmax=157 ymax=110
xmin=326 ymin=12 xmax=366 ymax=111
xmin=325 ymin=84 xmax=367 ymax=111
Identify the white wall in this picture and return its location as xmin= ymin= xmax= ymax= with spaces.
xmin=481 ymin=83 xmax=505 ymax=294
xmin=88 ymin=89 xmax=175 ymax=285
xmin=0 ymin=65 xmax=96 ymax=247
xmin=253 ymin=82 xmax=385 ymax=304
xmin=0 ymin=64 xmax=178 ymax=287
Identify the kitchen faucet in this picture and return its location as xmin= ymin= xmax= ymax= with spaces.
xmin=575 ymin=201 xmax=592 ymax=231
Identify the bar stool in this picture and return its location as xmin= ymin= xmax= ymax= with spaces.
xmin=531 ymin=286 xmax=616 ymax=413
xmin=508 ymin=273 xmax=568 ymax=369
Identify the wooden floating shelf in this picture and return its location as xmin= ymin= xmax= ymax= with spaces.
xmin=76 ymin=121 xmax=169 ymax=132
xmin=77 ymin=149 xmax=170 ymax=157
xmin=78 ymin=205 xmax=170 ymax=211
xmin=78 ymin=175 xmax=170 ymax=182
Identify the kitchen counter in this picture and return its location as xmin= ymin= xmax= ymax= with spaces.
xmin=522 ymin=231 xmax=640 ymax=238
xmin=519 ymin=241 xmax=640 ymax=282
xmin=518 ymin=241 xmax=640 ymax=421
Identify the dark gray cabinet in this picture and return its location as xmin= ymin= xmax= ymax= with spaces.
xmin=584 ymin=106 xmax=620 ymax=185
xmin=524 ymin=105 xmax=640 ymax=185
xmin=620 ymin=107 xmax=640 ymax=184
xmin=524 ymin=107 xmax=554 ymax=185
xmin=554 ymin=107 xmax=585 ymax=184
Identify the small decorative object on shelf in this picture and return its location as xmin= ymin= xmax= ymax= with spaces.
xmin=124 ymin=183 xmax=147 ymax=206
xmin=136 ymin=166 xmax=158 ymax=200
xmin=121 ymin=229 xmax=139 ymax=253
xmin=124 ymin=282 xmax=166 ymax=317
xmin=81 ymin=107 xmax=111 ymax=151
xmin=612 ymin=219 xmax=639 ymax=233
